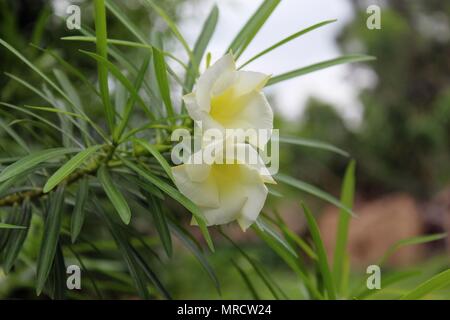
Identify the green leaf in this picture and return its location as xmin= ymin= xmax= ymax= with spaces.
xmin=267 ymin=55 xmax=376 ymax=86
xmin=0 ymin=38 xmax=67 ymax=102
xmin=0 ymin=118 xmax=30 ymax=152
xmin=131 ymin=245 xmax=172 ymax=299
xmin=44 ymin=243 xmax=66 ymax=300
xmin=81 ymin=50 xmax=153 ymax=120
xmin=232 ymin=260 xmax=261 ymax=300
xmin=275 ymin=173 xmax=355 ymax=216
xmin=0 ymin=206 xmax=20 ymax=251
xmin=184 ymin=5 xmax=219 ymax=93
xmin=333 ymin=160 xmax=356 ymax=296
xmin=0 ymin=41 xmax=108 ymax=142
xmin=255 ymin=218 xmax=298 ymax=257
xmin=44 ymin=145 xmax=102 ymax=193
xmin=71 ymin=177 xmax=89 ymax=243
xmin=0 ymin=148 xmax=79 ymax=183
xmin=355 ymin=270 xmax=421 ymax=299
xmin=105 ymin=0 xmax=148 ymax=43
xmin=121 ymin=158 xmax=215 ymax=252
xmin=271 ymin=214 xmax=317 ymax=260
xmin=96 ymin=200 xmax=150 ymax=299
xmin=252 ymin=222 xmax=322 ymax=299
xmin=380 ymin=233 xmax=447 ymax=266
xmin=114 ymin=55 xmax=151 ymax=141
xmin=301 ymin=203 xmax=336 ymax=299
xmin=25 ymin=105 xmax=87 ymax=120
xmin=31 ymin=45 xmax=100 ymax=98
xmin=169 ymin=220 xmax=220 ymax=293
xmin=146 ymin=195 xmax=172 ymax=257
xmin=143 ymin=0 xmax=193 ymax=60
xmin=132 ymin=138 xmax=174 ymax=182
xmin=98 ymin=165 xmax=132 ymax=225
xmin=36 ymin=185 xmax=65 ymax=295
xmin=240 ymin=19 xmax=337 ymax=68
xmin=400 ymin=269 xmax=450 ymax=300
xmin=227 ymin=0 xmax=281 ymax=59
xmin=223 ymin=231 xmax=286 ymax=300
xmin=93 ymin=0 xmax=115 ymax=131
xmin=276 ymin=136 xmax=349 ymax=157
xmin=2 ymin=200 xmax=32 ymax=273
xmin=0 ymin=223 xmax=26 ymax=229
xmin=0 ymin=102 xmax=85 ymax=148
xmin=152 ymin=47 xmax=174 ymax=119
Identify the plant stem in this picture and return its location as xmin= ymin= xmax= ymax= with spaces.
xmin=0 ymin=143 xmax=170 ymax=207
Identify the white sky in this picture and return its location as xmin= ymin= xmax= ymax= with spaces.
xmin=180 ymin=0 xmax=368 ymax=125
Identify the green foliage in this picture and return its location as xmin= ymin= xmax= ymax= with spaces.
xmin=0 ymin=0 xmax=447 ymax=301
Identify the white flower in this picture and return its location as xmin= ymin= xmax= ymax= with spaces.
xmin=171 ymin=142 xmax=275 ymax=231
xmin=183 ymin=53 xmax=273 ymax=147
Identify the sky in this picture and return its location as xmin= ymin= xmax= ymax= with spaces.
xmin=179 ymin=0 xmax=369 ymax=125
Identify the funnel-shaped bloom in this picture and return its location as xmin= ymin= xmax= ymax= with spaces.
xmin=171 ymin=142 xmax=275 ymax=230
xmin=184 ymin=54 xmax=273 ymax=147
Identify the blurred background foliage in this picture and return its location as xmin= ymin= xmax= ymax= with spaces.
xmin=0 ymin=0 xmax=449 ymax=299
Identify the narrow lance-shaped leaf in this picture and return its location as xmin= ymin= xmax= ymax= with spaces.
xmin=222 ymin=230 xmax=286 ymax=300
xmin=132 ymin=138 xmax=174 ymax=182
xmin=143 ymin=0 xmax=194 ymax=62
xmin=252 ymin=222 xmax=323 ymax=299
xmin=95 ymin=200 xmax=150 ymax=299
xmin=0 ymin=148 xmax=79 ymax=183
xmin=333 ymin=160 xmax=356 ymax=295
xmin=36 ymin=185 xmax=65 ymax=295
xmin=301 ymin=203 xmax=336 ymax=300
xmin=3 ymin=199 xmax=32 ymax=273
xmin=227 ymin=0 xmax=281 ymax=59
xmin=93 ymin=0 xmax=115 ymax=131
xmin=379 ymin=233 xmax=447 ymax=266
xmin=169 ymin=220 xmax=220 ymax=293
xmin=0 ymin=223 xmax=27 ymax=230
xmin=80 ymin=50 xmax=154 ymax=120
xmin=121 ymin=158 xmax=215 ymax=252
xmin=0 ymin=206 xmax=20 ymax=252
xmin=114 ymin=55 xmax=151 ymax=141
xmin=146 ymin=194 xmax=172 ymax=257
xmin=400 ymin=269 xmax=450 ymax=300
xmin=267 ymin=55 xmax=376 ymax=86
xmin=275 ymin=173 xmax=355 ymax=216
xmin=355 ymin=270 xmax=422 ymax=299
xmin=71 ymin=177 xmax=89 ymax=243
xmin=239 ymin=19 xmax=337 ymax=69
xmin=184 ymin=5 xmax=219 ymax=94
xmin=0 ymin=118 xmax=30 ymax=153
xmin=0 ymin=39 xmax=106 ymax=141
xmin=45 ymin=243 xmax=67 ymax=300
xmin=276 ymin=136 xmax=349 ymax=157
xmin=232 ymin=260 xmax=261 ymax=300
xmin=44 ymin=145 xmax=102 ymax=193
xmin=105 ymin=0 xmax=148 ymax=43
xmin=98 ymin=165 xmax=132 ymax=225
xmin=152 ymin=47 xmax=174 ymax=119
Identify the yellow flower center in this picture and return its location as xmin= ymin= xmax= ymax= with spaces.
xmin=210 ymin=87 xmax=247 ymax=126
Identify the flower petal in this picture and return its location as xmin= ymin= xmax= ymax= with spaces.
xmin=196 ymin=54 xmax=236 ymax=112
xmin=172 ymin=164 xmax=220 ymax=208
xmin=233 ymin=71 xmax=270 ymax=97
xmin=237 ymin=164 xmax=269 ymax=230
